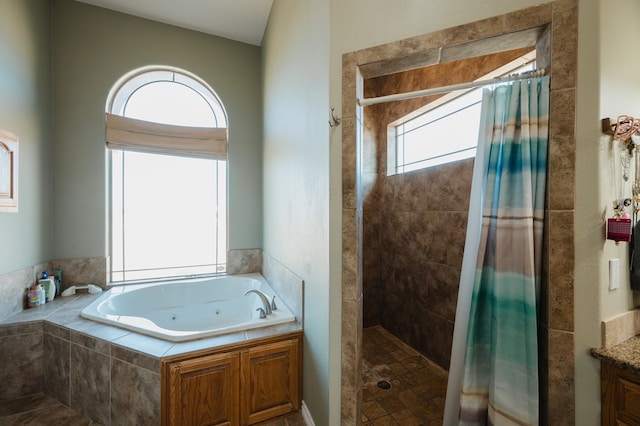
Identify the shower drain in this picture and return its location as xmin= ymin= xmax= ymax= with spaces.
xmin=377 ymin=380 xmax=391 ymax=390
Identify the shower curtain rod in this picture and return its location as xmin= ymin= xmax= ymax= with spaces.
xmin=357 ymin=68 xmax=546 ymax=107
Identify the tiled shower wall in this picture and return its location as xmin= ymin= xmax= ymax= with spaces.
xmin=342 ymin=2 xmax=577 ymax=424
xmin=361 ymin=49 xmax=534 ymax=370
xmin=363 ymin=158 xmax=471 ymax=369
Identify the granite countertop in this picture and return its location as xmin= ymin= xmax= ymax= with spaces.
xmin=591 ymin=335 xmax=640 ymax=375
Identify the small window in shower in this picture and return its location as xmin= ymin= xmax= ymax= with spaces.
xmin=106 ymin=67 xmax=228 ymax=283
xmin=390 ymin=51 xmax=535 ymax=175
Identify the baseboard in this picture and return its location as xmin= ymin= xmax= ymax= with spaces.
xmin=301 ymin=400 xmax=315 ymax=426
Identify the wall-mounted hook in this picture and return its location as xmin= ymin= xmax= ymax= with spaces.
xmin=329 ymin=107 xmax=341 ymax=128
xmin=602 ymin=115 xmax=640 ymax=143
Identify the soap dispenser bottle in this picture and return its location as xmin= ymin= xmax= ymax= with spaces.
xmin=38 ymin=271 xmax=55 ymax=303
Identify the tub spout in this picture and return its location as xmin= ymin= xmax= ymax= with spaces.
xmin=244 ymin=290 xmax=272 ymax=316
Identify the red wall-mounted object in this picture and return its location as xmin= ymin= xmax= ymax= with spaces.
xmin=607 ymin=218 xmax=632 ymax=243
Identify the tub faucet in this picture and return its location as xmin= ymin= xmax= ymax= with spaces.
xmin=244 ymin=290 xmax=272 ymax=316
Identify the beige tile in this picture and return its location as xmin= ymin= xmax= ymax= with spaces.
xmin=547 ymin=329 xmax=575 ymax=424
xmin=342 ymin=209 xmax=361 ymax=302
xmin=2 ymin=401 xmax=92 ymax=425
xmin=0 ymin=331 xmax=43 ymax=400
xmin=548 ymin=89 xmax=576 ymax=211
xmin=342 ymin=116 xmax=358 ymax=199
xmin=110 ymin=358 xmax=161 ymax=425
xmin=283 ymin=410 xmax=308 ymax=426
xmin=362 ymin=400 xmax=388 ymax=420
xmin=0 ymin=393 xmax=59 ymax=417
xmin=391 ymin=408 xmax=423 ymax=426
xmin=0 ymin=262 xmax=50 ymax=322
xmin=500 ymin=3 xmax=553 ymax=34
xmin=342 ymin=299 xmax=363 ymax=394
xmin=548 ymin=210 xmax=575 ymax=332
xmin=362 ymin=172 xmax=381 ymax=212
xmin=602 ymin=309 xmax=640 ymax=348
xmin=370 ymin=414 xmax=401 ymax=425
xmin=52 ymin=257 xmax=107 ymax=288
xmin=227 ymin=248 xmax=262 ymax=274
xmin=70 ymin=344 xmax=110 ymax=425
xmin=43 ymin=332 xmax=70 ymax=405
xmin=551 ymin=0 xmax=579 ymax=91
xmin=341 ymin=53 xmax=359 ymax=117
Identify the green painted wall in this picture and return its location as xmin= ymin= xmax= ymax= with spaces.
xmin=51 ymin=0 xmax=263 ymax=259
xmin=262 ymin=0 xmax=331 ymax=424
xmin=0 ymin=0 xmax=53 ymax=274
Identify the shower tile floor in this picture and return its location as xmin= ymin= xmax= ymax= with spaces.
xmin=362 ymin=326 xmax=448 ymax=426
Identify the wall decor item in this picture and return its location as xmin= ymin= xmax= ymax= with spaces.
xmin=0 ymin=129 xmax=18 ymax=213
xmin=602 ymin=116 xmax=640 ymax=244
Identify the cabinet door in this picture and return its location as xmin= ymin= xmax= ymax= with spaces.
xmin=602 ymin=361 xmax=640 ymax=426
xmin=615 ymin=370 xmax=640 ymax=425
xmin=168 ymin=352 xmax=240 ymax=426
xmin=241 ymin=338 xmax=301 ymax=425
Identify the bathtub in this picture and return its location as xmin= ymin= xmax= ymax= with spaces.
xmin=80 ymin=273 xmax=296 ymax=342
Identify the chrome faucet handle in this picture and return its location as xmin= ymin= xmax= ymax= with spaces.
xmin=244 ymin=289 xmax=272 ymax=315
xmin=256 ymin=307 xmax=266 ymax=319
xmin=270 ymin=295 xmax=278 ymax=311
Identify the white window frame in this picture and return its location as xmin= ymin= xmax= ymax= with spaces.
xmin=388 ymin=51 xmax=536 ymax=176
xmin=106 ymin=66 xmax=228 ymax=283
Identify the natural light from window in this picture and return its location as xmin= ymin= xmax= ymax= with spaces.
xmin=391 ymin=53 xmax=535 ymax=175
xmin=109 ymin=70 xmax=227 ymax=283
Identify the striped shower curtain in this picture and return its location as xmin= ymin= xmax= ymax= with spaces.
xmin=459 ymin=75 xmax=550 ymax=426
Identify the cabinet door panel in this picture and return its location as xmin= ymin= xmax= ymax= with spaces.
xmin=241 ymin=339 xmax=300 ymax=425
xmin=168 ymin=352 xmax=240 ymax=426
xmin=616 ymin=373 xmax=640 ymax=425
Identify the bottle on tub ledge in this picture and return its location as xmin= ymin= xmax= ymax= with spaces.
xmin=27 ymin=274 xmax=45 ymax=308
xmin=28 ymin=271 xmax=54 ymax=308
xmin=39 ymin=271 xmax=56 ymax=303
xmin=26 ymin=285 xmax=43 ymax=308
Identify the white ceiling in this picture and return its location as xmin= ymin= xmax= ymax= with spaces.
xmin=76 ymin=0 xmax=274 ymax=46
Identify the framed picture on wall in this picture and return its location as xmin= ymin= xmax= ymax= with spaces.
xmin=0 ymin=129 xmax=18 ymax=213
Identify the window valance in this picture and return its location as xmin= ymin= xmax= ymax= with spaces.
xmin=105 ymin=113 xmax=227 ymax=160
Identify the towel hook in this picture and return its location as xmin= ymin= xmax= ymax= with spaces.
xmin=329 ymin=107 xmax=341 ymax=128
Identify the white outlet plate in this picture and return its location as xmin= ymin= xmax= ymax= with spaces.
xmin=609 ymin=258 xmax=620 ymax=291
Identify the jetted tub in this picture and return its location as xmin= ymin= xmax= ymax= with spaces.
xmin=80 ymin=273 xmax=296 ymax=342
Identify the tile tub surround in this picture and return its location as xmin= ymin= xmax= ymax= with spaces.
xmin=0 ymin=249 xmax=283 ymax=324
xmin=0 ymin=281 xmax=303 ymax=425
xmin=0 ymin=257 xmax=106 ymax=323
xmin=0 ymin=261 xmax=51 ymax=321
xmin=51 ymin=257 xmax=108 ymax=287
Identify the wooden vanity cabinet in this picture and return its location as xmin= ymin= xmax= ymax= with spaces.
xmin=167 ymin=352 xmax=241 ymax=426
xmin=162 ymin=332 xmax=302 ymax=426
xmin=601 ymin=361 xmax=640 ymax=425
xmin=241 ymin=338 xmax=301 ymax=424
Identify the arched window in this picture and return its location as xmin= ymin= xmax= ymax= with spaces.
xmin=106 ymin=66 xmax=227 ymax=282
